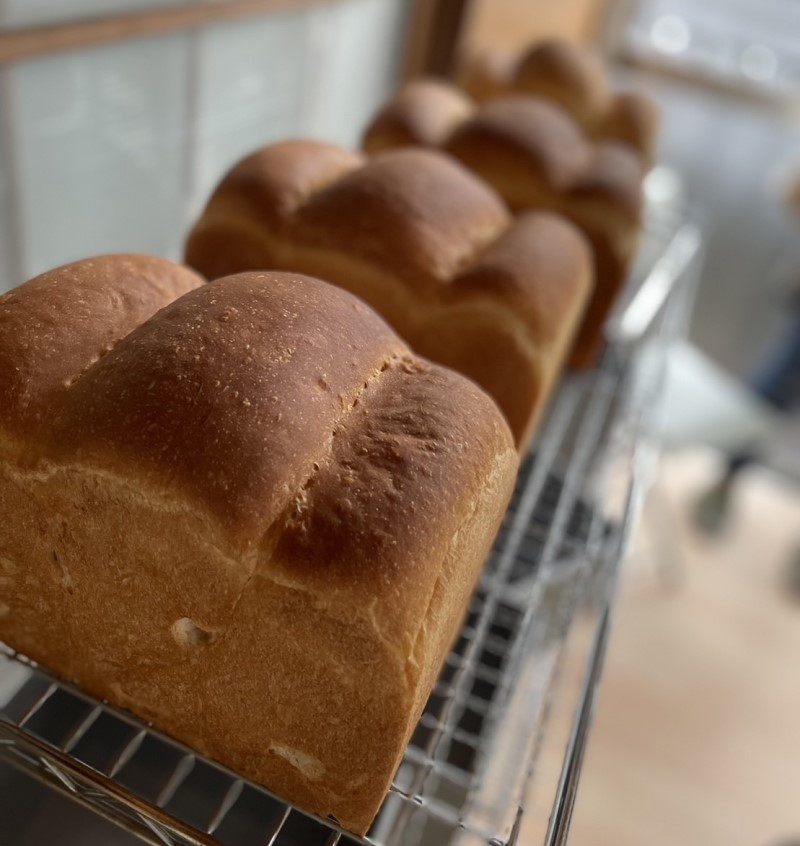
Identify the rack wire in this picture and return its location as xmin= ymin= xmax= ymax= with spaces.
xmin=0 ymin=192 xmax=703 ymax=846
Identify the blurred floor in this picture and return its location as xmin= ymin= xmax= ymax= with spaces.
xmin=569 ymin=449 xmax=800 ymax=846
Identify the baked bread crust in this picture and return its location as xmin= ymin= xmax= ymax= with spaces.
xmin=362 ymin=78 xmax=475 ymax=153
xmin=0 ymin=261 xmax=518 ymax=834
xmin=363 ymin=87 xmax=643 ymax=367
xmin=186 ymin=142 xmax=593 ymax=448
xmin=513 ymin=39 xmax=611 ymax=130
xmin=460 ymin=39 xmax=660 ymax=164
xmin=0 ymin=254 xmax=204 ymax=679
xmin=0 ymin=254 xmax=204 ymax=448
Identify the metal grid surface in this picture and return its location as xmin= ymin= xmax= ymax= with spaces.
xmin=0 ymin=197 xmax=702 ymax=846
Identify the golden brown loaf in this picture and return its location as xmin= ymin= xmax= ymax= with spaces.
xmin=513 ymin=39 xmax=610 ymax=130
xmin=362 ymin=78 xmax=474 ymax=153
xmin=186 ymin=141 xmax=593 ymax=449
xmin=363 ymin=86 xmax=644 ymax=367
xmin=0 ymin=256 xmax=518 ymax=835
xmin=461 ymin=39 xmax=661 ymax=164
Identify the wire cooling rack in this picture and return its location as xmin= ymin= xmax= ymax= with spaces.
xmin=0 ymin=196 xmax=702 ymax=846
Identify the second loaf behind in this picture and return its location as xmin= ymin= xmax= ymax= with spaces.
xmin=363 ymin=82 xmax=645 ymax=367
xmin=185 ymin=141 xmax=593 ymax=450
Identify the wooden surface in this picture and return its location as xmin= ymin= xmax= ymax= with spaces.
xmin=403 ymin=0 xmax=471 ymax=78
xmin=0 ymin=0 xmax=339 ymax=64
xmin=461 ymin=0 xmax=609 ymax=57
xmin=541 ymin=450 xmax=800 ymax=846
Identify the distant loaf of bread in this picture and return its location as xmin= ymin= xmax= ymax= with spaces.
xmin=0 ymin=255 xmax=518 ymax=834
xmin=363 ymin=81 xmax=644 ymax=367
xmin=185 ymin=141 xmax=593 ymax=449
xmin=461 ymin=38 xmax=661 ymax=165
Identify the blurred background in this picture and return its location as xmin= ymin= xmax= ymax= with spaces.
xmin=2 ymin=0 xmax=800 ymax=382
xmin=1 ymin=1 xmax=799 ymax=844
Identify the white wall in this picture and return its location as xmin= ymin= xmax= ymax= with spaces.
xmin=0 ymin=0 xmax=409 ymax=291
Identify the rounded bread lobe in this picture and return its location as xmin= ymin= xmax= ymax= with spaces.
xmin=362 ymin=78 xmax=475 ymax=152
xmin=201 ymin=140 xmax=365 ymax=228
xmin=603 ymin=90 xmax=661 ymax=161
xmin=511 ymin=39 xmax=610 ymax=127
xmin=47 ymin=272 xmax=417 ymax=545
xmin=0 ymin=254 xmax=204 ymax=445
xmin=459 ymin=47 xmax=517 ymax=103
xmin=451 ymin=211 xmax=593 ymax=342
xmin=445 ymin=96 xmax=591 ymax=193
xmin=295 ymin=147 xmax=511 ymax=288
xmin=568 ymin=140 xmax=645 ymax=222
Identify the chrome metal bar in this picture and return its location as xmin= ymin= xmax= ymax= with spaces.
xmin=14 ymin=681 xmax=57 ymax=728
xmin=543 ymin=579 xmax=618 ymax=845
xmin=506 ymin=807 xmax=523 ymax=846
xmin=262 ymin=805 xmax=291 ymax=846
xmin=2 ymin=752 xmax=186 ymax=846
xmin=205 ymin=778 xmax=244 ymax=835
xmin=609 ymin=221 xmax=702 ymax=344
xmin=463 ymin=370 xmax=621 ymax=840
xmin=140 ymin=813 xmax=178 ymax=846
xmin=61 ymin=704 xmax=102 ymax=753
xmin=0 ymin=725 xmax=219 ymax=845
xmin=107 ymin=729 xmax=147 ymax=778
xmin=155 ymin=754 xmax=196 ymax=808
xmin=544 ymin=438 xmax=654 ymax=846
xmin=41 ymin=756 xmax=78 ymax=792
xmin=493 ymin=384 xmax=584 ymax=579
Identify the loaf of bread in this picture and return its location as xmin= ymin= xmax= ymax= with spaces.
xmin=363 ymin=84 xmax=643 ymax=367
xmin=0 ymin=255 xmax=518 ymax=835
xmin=185 ymin=141 xmax=593 ymax=449
xmin=461 ymin=39 xmax=660 ymax=165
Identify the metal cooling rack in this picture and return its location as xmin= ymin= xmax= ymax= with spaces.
xmin=0 ymin=195 xmax=703 ymax=846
